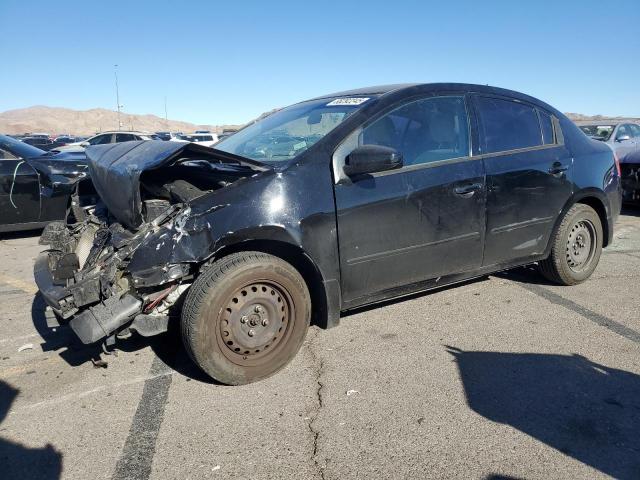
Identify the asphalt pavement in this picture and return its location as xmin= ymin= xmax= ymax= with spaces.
xmin=1 ymin=208 xmax=639 ymax=479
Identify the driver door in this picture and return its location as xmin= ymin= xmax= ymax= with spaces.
xmin=0 ymin=148 xmax=41 ymax=226
xmin=333 ymin=95 xmax=486 ymax=306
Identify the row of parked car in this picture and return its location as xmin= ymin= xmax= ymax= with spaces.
xmin=11 ymin=130 xmax=222 ymax=153
xmin=17 ymin=133 xmax=86 ymax=151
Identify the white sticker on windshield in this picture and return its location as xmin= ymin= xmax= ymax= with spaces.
xmin=326 ymin=97 xmax=370 ymax=106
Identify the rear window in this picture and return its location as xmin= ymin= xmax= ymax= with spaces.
xmin=116 ymin=133 xmax=136 ymax=142
xmin=476 ymin=96 xmax=542 ymax=154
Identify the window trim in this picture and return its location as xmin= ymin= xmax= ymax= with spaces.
xmin=473 ymin=93 xmax=552 ymax=155
xmin=333 ymin=93 xmax=565 ymax=184
xmin=333 ymin=94 xmax=473 ymax=182
xmin=536 ymin=108 xmax=556 ymax=145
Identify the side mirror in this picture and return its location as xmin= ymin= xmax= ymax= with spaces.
xmin=343 ymin=145 xmax=403 ymax=177
xmin=80 ymin=141 xmax=89 ymax=147
xmin=616 ymin=134 xmax=631 ymax=142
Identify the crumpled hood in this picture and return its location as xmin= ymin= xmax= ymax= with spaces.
xmin=86 ymin=141 xmax=268 ymax=230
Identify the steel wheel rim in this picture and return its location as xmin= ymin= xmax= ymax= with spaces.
xmin=566 ymin=219 xmax=597 ymax=272
xmin=217 ymin=280 xmax=294 ymax=366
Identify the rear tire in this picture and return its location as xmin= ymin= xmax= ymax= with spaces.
xmin=181 ymin=251 xmax=311 ymax=385
xmin=538 ymin=204 xmax=603 ymax=285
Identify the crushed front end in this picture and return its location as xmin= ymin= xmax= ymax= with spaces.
xmin=33 ymin=140 xmax=268 ymax=347
xmin=35 ymin=204 xmax=193 ymax=346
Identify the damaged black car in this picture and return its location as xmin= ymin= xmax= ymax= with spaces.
xmin=1 ymin=134 xmax=94 ymax=232
xmin=34 ymin=84 xmax=622 ymax=385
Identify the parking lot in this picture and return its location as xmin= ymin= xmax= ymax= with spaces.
xmin=0 ymin=208 xmax=638 ymax=479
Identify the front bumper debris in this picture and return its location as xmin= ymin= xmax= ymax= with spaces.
xmin=34 ymin=216 xmax=191 ymax=346
xmin=34 ymin=250 xmax=143 ymax=343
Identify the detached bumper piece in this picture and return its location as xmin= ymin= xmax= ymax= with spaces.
xmin=34 ymin=251 xmax=144 ymax=344
xmin=70 ymin=294 xmax=141 ymax=344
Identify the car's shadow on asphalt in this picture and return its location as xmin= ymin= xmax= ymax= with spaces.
xmin=493 ymin=264 xmax=556 ymax=286
xmin=0 ymin=228 xmax=43 ymax=241
xmin=621 ymin=204 xmax=640 ymax=217
xmin=447 ymin=347 xmax=640 ymax=480
xmin=0 ymin=380 xmax=62 ymax=480
xmin=30 ymin=293 xmax=216 ymax=383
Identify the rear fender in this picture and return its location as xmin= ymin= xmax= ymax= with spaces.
xmin=544 ymin=189 xmax=612 ymax=256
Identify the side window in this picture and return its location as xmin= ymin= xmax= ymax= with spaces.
xmin=116 ymin=133 xmax=136 ymax=142
xmin=629 ymin=124 xmax=640 ymax=138
xmin=360 ymin=96 xmax=469 ymax=166
xmin=476 ymin=96 xmax=542 ymax=153
xmin=89 ymin=134 xmax=112 ymax=145
xmin=616 ymin=125 xmax=630 ymax=140
xmin=538 ymin=110 xmax=555 ymax=145
xmin=0 ymin=148 xmax=18 ymax=160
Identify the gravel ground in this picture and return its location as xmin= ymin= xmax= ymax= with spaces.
xmin=1 ymin=208 xmax=639 ymax=480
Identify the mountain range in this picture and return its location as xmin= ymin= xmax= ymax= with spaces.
xmin=0 ymin=106 xmax=243 ymax=136
xmin=0 ymin=106 xmax=637 ymax=136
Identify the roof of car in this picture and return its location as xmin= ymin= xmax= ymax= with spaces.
xmin=311 ymin=84 xmax=418 ymax=100
xmin=310 ymin=83 xmax=563 ymax=116
xmin=96 ymin=130 xmax=151 ymax=135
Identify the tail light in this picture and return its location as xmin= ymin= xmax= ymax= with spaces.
xmin=613 ymin=150 xmax=621 ymax=177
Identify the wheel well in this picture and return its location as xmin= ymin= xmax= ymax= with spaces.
xmin=208 ymin=240 xmax=329 ymax=328
xmin=576 ymin=196 xmax=610 ymax=247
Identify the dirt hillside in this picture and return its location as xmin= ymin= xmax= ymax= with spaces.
xmin=0 ymin=106 xmax=243 ymax=136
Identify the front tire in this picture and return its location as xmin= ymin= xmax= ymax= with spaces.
xmin=538 ymin=204 xmax=603 ymax=285
xmin=181 ymin=251 xmax=311 ymax=385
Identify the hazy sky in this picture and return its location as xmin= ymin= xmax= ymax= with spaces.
xmin=1 ymin=0 xmax=639 ymax=125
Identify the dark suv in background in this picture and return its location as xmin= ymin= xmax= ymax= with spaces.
xmin=35 ymin=83 xmax=621 ymax=385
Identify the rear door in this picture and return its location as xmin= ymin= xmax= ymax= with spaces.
xmin=473 ymin=95 xmax=573 ymax=266
xmin=333 ymin=95 xmax=486 ymax=305
xmin=0 ymin=148 xmax=41 ymax=226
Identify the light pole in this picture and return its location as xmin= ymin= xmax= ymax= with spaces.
xmin=164 ymin=96 xmax=169 ymax=129
xmin=114 ymin=64 xmax=122 ymax=130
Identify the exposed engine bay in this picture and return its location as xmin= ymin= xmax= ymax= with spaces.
xmin=35 ymin=141 xmax=267 ymax=347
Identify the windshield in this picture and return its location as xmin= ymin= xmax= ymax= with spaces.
xmin=579 ymin=125 xmax=614 ymax=141
xmin=0 ymin=134 xmax=46 ymax=158
xmin=215 ymin=96 xmax=374 ymax=163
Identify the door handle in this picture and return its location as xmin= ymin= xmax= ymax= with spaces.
xmin=548 ymin=163 xmax=568 ymax=176
xmin=453 ymin=182 xmax=483 ymax=196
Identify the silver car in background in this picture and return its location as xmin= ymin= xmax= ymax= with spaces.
xmin=578 ymin=122 xmax=640 ymax=203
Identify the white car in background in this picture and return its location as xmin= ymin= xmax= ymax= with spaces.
xmin=173 ymin=133 xmax=219 ymax=147
xmin=53 ymin=131 xmax=154 ymax=152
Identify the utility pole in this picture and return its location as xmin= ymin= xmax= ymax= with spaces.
xmin=164 ymin=96 xmax=169 ymax=130
xmin=114 ymin=64 xmax=122 ymax=131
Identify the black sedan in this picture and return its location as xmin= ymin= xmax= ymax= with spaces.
xmin=0 ymin=134 xmax=91 ymax=232
xmin=34 ymin=83 xmax=621 ymax=385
